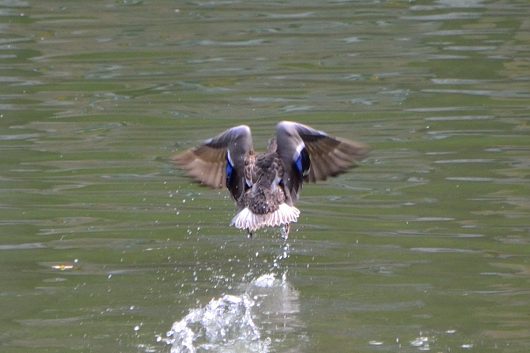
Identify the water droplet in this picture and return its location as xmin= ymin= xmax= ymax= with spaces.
xmin=369 ymin=340 xmax=384 ymax=346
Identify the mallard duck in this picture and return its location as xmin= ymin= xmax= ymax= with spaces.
xmin=173 ymin=121 xmax=368 ymax=238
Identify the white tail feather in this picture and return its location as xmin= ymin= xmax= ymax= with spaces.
xmin=230 ymin=203 xmax=300 ymax=232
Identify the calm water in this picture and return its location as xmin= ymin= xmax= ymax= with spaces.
xmin=1 ymin=0 xmax=529 ymax=352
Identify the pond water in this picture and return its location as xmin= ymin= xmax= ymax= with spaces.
xmin=1 ymin=0 xmax=529 ymax=352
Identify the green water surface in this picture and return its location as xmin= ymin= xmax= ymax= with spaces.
xmin=1 ymin=1 xmax=529 ymax=352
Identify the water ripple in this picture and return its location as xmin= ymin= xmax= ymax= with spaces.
xmin=196 ymin=39 xmax=265 ymax=47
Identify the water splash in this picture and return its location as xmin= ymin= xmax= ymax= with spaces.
xmin=166 ymin=293 xmax=264 ymax=353
xmin=164 ymin=270 xmax=301 ymax=353
xmin=162 ymin=240 xmax=305 ymax=353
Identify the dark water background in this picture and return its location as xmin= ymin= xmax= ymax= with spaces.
xmin=1 ymin=1 xmax=529 ymax=352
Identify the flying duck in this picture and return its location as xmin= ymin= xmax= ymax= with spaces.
xmin=173 ymin=121 xmax=368 ymax=238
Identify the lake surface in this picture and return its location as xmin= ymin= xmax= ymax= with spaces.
xmin=1 ymin=0 xmax=529 ymax=352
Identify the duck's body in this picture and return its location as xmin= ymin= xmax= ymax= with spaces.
xmin=173 ymin=121 xmax=368 ymax=238
xmin=231 ymin=151 xmax=299 ymax=236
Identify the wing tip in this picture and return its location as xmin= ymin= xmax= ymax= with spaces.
xmin=171 ymin=149 xmax=225 ymax=189
xmin=341 ymin=139 xmax=370 ymax=160
xmin=171 ymin=149 xmax=193 ymax=166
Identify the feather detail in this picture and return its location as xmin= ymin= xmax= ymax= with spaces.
xmin=230 ymin=203 xmax=300 ymax=232
xmin=172 ymin=125 xmax=253 ymax=201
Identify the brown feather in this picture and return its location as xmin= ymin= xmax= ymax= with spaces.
xmin=304 ymin=136 xmax=368 ymax=182
xmin=172 ymin=146 xmax=226 ymax=188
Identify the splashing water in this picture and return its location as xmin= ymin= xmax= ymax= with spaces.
xmin=166 ymin=293 xmax=264 ymax=353
xmin=164 ymin=271 xmax=301 ymax=353
xmin=162 ymin=241 xmax=304 ymax=353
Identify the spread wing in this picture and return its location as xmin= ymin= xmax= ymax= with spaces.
xmin=275 ymin=121 xmax=368 ymax=202
xmin=172 ymin=125 xmax=253 ymax=201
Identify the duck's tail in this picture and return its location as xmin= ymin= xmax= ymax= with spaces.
xmin=230 ymin=203 xmax=300 ymax=232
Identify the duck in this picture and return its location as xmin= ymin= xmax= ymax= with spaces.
xmin=173 ymin=121 xmax=368 ymax=238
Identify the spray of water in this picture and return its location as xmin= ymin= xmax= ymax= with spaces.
xmin=162 ymin=242 xmax=302 ymax=353
xmin=167 ymin=293 xmax=264 ymax=353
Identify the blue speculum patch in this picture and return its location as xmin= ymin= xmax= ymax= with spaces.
xmin=226 ymin=153 xmax=234 ymax=182
xmin=295 ymin=148 xmax=310 ymax=176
